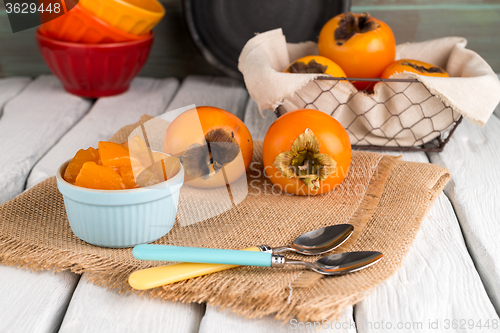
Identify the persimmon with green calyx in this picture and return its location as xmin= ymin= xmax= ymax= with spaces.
xmin=75 ymin=162 xmax=126 ymax=190
xmin=284 ymin=55 xmax=346 ymax=77
xmin=64 ymin=147 xmax=100 ymax=184
xmin=163 ymin=106 xmax=253 ymax=188
xmin=318 ymin=12 xmax=396 ymax=90
xmin=380 ymin=59 xmax=450 ymax=78
xmin=263 ymin=109 xmax=351 ymax=196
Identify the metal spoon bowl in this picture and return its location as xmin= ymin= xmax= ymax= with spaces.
xmin=129 ymin=224 xmax=355 ymax=290
xmin=269 ymin=224 xmax=354 ymax=255
xmin=281 ymin=251 xmax=383 ymax=275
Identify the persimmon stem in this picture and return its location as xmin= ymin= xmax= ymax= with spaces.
xmin=334 ymin=12 xmax=380 ymax=46
xmin=273 ymin=129 xmax=336 ymax=190
xmin=181 ymin=128 xmax=240 ymax=179
xmin=401 ymin=61 xmax=445 ymax=74
xmin=287 ymin=60 xmax=328 ymax=74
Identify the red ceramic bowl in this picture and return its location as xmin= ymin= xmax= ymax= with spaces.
xmin=39 ymin=3 xmax=149 ymax=44
xmin=36 ymin=30 xmax=154 ymax=98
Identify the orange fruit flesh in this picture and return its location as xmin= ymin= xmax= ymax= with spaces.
xmin=75 ymin=162 xmax=126 ymax=190
xmin=63 ymin=147 xmax=100 ymax=184
xmin=98 ymin=141 xmax=132 ymax=168
xmin=119 ymin=166 xmax=138 ymax=189
xmin=66 ymin=136 xmax=181 ymax=190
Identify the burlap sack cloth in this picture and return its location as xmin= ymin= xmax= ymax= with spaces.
xmin=239 ymin=29 xmax=500 ymax=146
xmin=0 ymin=115 xmax=450 ymax=322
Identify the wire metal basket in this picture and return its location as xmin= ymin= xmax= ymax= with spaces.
xmin=275 ymin=77 xmax=462 ymax=152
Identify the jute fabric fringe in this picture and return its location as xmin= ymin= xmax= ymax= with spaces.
xmin=0 ymin=115 xmax=450 ymax=322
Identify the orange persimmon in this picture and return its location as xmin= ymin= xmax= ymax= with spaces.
xmin=66 ymin=135 xmax=181 ymax=190
xmin=63 ymin=147 xmax=100 ymax=184
xmin=318 ymin=12 xmax=396 ymax=90
xmin=263 ymin=109 xmax=351 ymax=196
xmin=118 ymin=166 xmax=138 ymax=189
xmin=163 ymin=106 xmax=253 ymax=188
xmin=75 ymin=162 xmax=126 ymax=190
xmin=98 ymin=141 xmax=131 ymax=168
xmin=284 ymin=55 xmax=346 ymax=77
xmin=380 ymin=59 xmax=450 ymax=78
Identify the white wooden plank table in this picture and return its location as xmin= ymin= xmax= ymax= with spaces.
xmin=242 ymin=100 xmax=500 ymax=333
xmin=0 ymin=77 xmax=31 ymax=117
xmin=428 ymin=116 xmax=500 ymax=310
xmin=0 ymin=76 xmax=92 ymax=333
xmin=0 ymin=75 xmax=499 ymax=333
xmin=354 ymin=154 xmax=498 ymax=333
xmin=60 ymin=75 xmax=248 ymax=333
xmin=0 ymin=75 xmax=91 ymax=204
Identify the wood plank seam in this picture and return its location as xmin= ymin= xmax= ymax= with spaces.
xmin=0 ymin=75 xmax=92 ymax=204
xmin=425 ymin=111 xmax=500 ymax=315
xmin=0 ymin=77 xmax=31 ymax=118
xmin=56 ymin=77 xmax=226 ymax=333
xmin=53 ymin=275 xmax=82 ymax=333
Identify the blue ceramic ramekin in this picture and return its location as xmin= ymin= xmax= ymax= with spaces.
xmin=56 ymin=159 xmax=184 ymax=248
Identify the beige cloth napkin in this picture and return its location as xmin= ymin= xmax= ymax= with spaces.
xmin=238 ymin=29 xmax=500 ymax=129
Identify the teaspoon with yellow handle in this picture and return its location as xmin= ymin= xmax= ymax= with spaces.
xmin=129 ymin=224 xmax=353 ymax=290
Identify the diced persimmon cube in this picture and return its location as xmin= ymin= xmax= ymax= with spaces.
xmin=119 ymin=166 xmax=138 ymax=189
xmin=98 ymin=141 xmax=131 ymax=168
xmin=64 ymin=147 xmax=99 ymax=184
xmin=151 ymin=152 xmax=181 ymax=181
xmin=134 ymin=154 xmax=181 ymax=187
xmin=75 ymin=162 xmax=126 ymax=190
xmin=127 ymin=135 xmax=148 ymax=154
xmin=127 ymin=135 xmax=153 ymax=171
xmin=136 ymin=168 xmax=160 ymax=187
xmin=95 ymin=148 xmax=102 ymax=165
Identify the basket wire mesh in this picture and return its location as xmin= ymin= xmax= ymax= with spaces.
xmin=276 ymin=77 xmax=462 ymax=152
